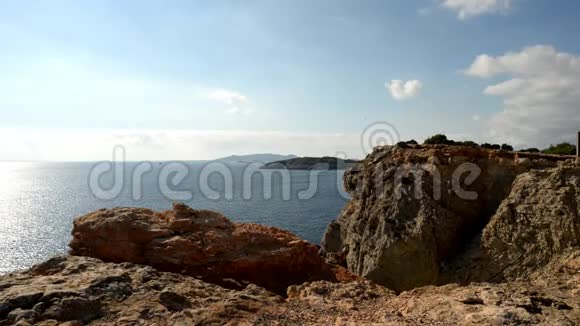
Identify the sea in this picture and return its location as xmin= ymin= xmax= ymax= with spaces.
xmin=0 ymin=161 xmax=348 ymax=274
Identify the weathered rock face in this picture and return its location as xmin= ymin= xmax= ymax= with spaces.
xmin=322 ymin=145 xmax=523 ymax=291
xmin=2 ymin=254 xmax=578 ymax=325
xmin=322 ymin=144 xmax=578 ymax=291
xmin=482 ymin=167 xmax=580 ymax=281
xmin=69 ymin=203 xmax=336 ymax=294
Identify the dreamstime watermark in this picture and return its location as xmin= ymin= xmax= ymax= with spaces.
xmin=88 ymin=146 xmax=351 ymax=202
xmin=361 ymin=121 xmax=400 ymax=155
xmin=88 ymin=122 xmax=483 ymax=202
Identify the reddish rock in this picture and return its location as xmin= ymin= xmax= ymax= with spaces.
xmin=69 ymin=203 xmax=335 ymax=294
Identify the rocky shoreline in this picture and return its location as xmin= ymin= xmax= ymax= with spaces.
xmin=1 ymin=144 xmax=579 ymax=325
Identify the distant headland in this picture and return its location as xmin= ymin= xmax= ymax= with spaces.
xmin=214 ymin=153 xmax=298 ymax=164
xmin=262 ymin=156 xmax=360 ymax=170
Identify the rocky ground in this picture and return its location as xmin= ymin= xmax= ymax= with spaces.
xmin=1 ymin=253 xmax=578 ymax=325
xmin=1 ymin=144 xmax=579 ymax=325
xmin=0 ymin=255 xmax=282 ymax=325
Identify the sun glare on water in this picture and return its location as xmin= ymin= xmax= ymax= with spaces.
xmin=0 ymin=162 xmax=41 ymax=273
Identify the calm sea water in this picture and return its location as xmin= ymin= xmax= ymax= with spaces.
xmin=0 ymin=161 xmax=348 ymax=274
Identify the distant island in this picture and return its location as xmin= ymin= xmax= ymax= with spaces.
xmin=262 ymin=156 xmax=359 ymax=170
xmin=214 ymin=153 xmax=298 ymax=164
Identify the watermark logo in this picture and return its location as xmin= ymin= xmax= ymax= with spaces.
xmin=361 ymin=121 xmax=400 ymax=155
xmin=88 ymin=122 xmax=482 ymax=203
xmin=88 ymin=145 xmax=126 ymax=200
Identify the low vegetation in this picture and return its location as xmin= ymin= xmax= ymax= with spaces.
xmin=520 ymin=148 xmax=540 ymax=153
xmin=542 ymin=143 xmax=577 ymax=155
xmin=416 ymin=134 xmax=576 ymax=155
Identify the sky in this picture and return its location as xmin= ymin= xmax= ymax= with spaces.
xmin=1 ymin=0 xmax=579 ymax=161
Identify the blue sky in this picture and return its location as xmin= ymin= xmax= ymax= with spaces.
xmin=1 ymin=0 xmax=579 ymax=160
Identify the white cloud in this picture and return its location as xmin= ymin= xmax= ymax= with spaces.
xmin=472 ymin=115 xmax=481 ymax=121
xmin=0 ymin=56 xmax=257 ymax=122
xmin=208 ymin=89 xmax=248 ymax=105
xmin=465 ymin=45 xmax=580 ymax=147
xmin=442 ymin=0 xmax=513 ymax=20
xmin=386 ymin=80 xmax=423 ymax=101
xmin=208 ymin=89 xmax=252 ymax=114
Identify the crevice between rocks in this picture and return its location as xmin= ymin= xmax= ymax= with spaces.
xmin=437 ymin=175 xmax=520 ymax=285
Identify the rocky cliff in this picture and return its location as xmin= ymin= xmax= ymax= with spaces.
xmin=322 ymin=144 xmax=579 ymax=291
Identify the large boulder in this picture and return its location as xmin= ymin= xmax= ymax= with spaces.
xmin=69 ymin=203 xmax=335 ymax=294
xmin=322 ymin=144 xmax=577 ymax=291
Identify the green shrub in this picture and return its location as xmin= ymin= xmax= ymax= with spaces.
xmin=542 ymin=143 xmax=576 ymax=155
xmin=481 ymin=143 xmax=501 ymax=150
xmin=520 ymin=148 xmax=540 ymax=153
xmin=397 ymin=139 xmax=419 ymax=147
xmin=501 ymin=144 xmax=514 ymax=151
xmin=459 ymin=140 xmax=478 ymax=147
xmin=423 ymin=134 xmax=450 ymax=145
